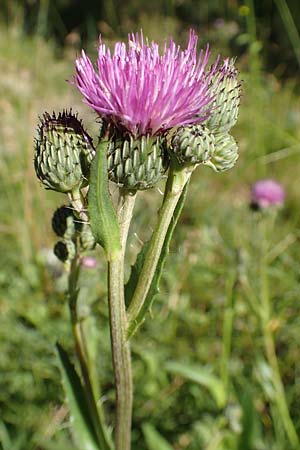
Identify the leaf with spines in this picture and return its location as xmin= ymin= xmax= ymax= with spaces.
xmin=88 ymin=140 xmax=121 ymax=261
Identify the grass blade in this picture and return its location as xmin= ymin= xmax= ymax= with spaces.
xmin=165 ymin=361 xmax=226 ymax=409
xmin=142 ymin=423 xmax=173 ymax=450
xmin=56 ymin=344 xmax=102 ymax=450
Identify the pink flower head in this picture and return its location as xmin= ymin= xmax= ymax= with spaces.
xmin=251 ymin=179 xmax=285 ymax=209
xmin=73 ymin=30 xmax=221 ymax=137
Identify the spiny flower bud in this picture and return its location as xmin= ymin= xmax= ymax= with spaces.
xmin=107 ymin=133 xmax=169 ymax=190
xmin=34 ymin=110 xmax=95 ymax=193
xmin=54 ymin=240 xmax=76 ymax=263
xmin=80 ymin=223 xmax=96 ymax=251
xmin=52 ymin=205 xmax=81 ymax=239
xmin=168 ymin=125 xmax=215 ymax=165
xmin=206 ymin=59 xmax=241 ymax=133
xmin=205 ymin=133 xmax=238 ymax=172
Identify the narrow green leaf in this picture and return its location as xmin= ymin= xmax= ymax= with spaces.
xmin=126 ymin=182 xmax=189 ymax=337
xmin=165 ymin=361 xmax=226 ymax=409
xmin=56 ymin=344 xmax=101 ymax=450
xmin=142 ymin=424 xmax=173 ymax=450
xmin=237 ymin=388 xmax=257 ymax=450
xmin=124 ymin=241 xmax=149 ymax=308
xmin=88 ymin=141 xmax=121 ymax=261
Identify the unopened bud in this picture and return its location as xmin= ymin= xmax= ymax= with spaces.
xmin=206 ymin=59 xmax=241 ymax=133
xmin=80 ymin=223 xmax=96 ymax=251
xmin=34 ymin=110 xmax=95 ymax=193
xmin=168 ymin=125 xmax=215 ymax=165
xmin=205 ymin=133 xmax=238 ymax=172
xmin=53 ymin=240 xmax=76 ymax=262
xmin=107 ymin=132 xmax=169 ymax=190
xmin=52 ymin=205 xmax=81 ymax=239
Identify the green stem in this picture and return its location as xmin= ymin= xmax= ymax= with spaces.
xmin=262 ymin=324 xmax=299 ymax=448
xmin=68 ymin=257 xmax=113 ymax=450
xmin=108 ymin=191 xmax=136 ymax=450
xmin=221 ymin=269 xmax=237 ymax=399
xmin=259 ymin=218 xmax=299 ymax=448
xmin=127 ymin=163 xmax=192 ymax=326
xmin=69 ymin=188 xmax=88 ymax=222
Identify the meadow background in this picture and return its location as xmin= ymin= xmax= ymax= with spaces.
xmin=1 ymin=1 xmax=300 ymax=449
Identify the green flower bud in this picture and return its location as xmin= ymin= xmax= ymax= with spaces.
xmin=205 ymin=133 xmax=238 ymax=172
xmin=52 ymin=205 xmax=82 ymax=239
xmin=53 ymin=240 xmax=76 ymax=262
xmin=80 ymin=223 xmax=96 ymax=251
xmin=107 ymin=133 xmax=169 ymax=190
xmin=168 ymin=125 xmax=215 ymax=165
xmin=34 ymin=110 xmax=95 ymax=193
xmin=206 ymin=59 xmax=241 ymax=133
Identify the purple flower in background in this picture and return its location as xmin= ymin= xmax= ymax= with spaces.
xmin=80 ymin=256 xmax=98 ymax=269
xmin=251 ymin=179 xmax=285 ymax=209
xmin=73 ymin=30 xmax=221 ymax=137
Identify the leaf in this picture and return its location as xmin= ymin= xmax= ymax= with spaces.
xmin=142 ymin=424 xmax=173 ymax=450
xmin=237 ymin=385 xmax=261 ymax=450
xmin=126 ymin=182 xmax=189 ymax=338
xmin=165 ymin=361 xmax=226 ymax=409
xmin=56 ymin=344 xmax=101 ymax=450
xmin=124 ymin=241 xmax=150 ymax=308
xmin=88 ymin=141 xmax=121 ymax=261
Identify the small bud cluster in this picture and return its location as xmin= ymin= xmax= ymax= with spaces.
xmin=34 ymin=110 xmax=97 ymax=264
xmin=52 ymin=205 xmax=95 ymax=264
xmin=167 ymin=58 xmax=241 ymax=172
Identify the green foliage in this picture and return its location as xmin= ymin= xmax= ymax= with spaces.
xmin=56 ymin=344 xmax=102 ymax=450
xmin=165 ymin=361 xmax=226 ymax=409
xmin=1 ymin=7 xmax=300 ymax=450
xmin=88 ymin=141 xmax=121 ymax=261
xmin=126 ymin=182 xmax=189 ymax=337
xmin=142 ymin=424 xmax=173 ymax=450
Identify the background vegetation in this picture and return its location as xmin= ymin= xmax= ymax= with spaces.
xmin=0 ymin=1 xmax=300 ymax=449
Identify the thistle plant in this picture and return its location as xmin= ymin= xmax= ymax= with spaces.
xmin=34 ymin=30 xmax=241 ymax=450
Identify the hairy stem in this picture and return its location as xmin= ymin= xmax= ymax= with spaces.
xmin=108 ymin=191 xmax=136 ymax=450
xmin=68 ymin=257 xmax=113 ymax=449
xmin=127 ymin=164 xmax=192 ymax=327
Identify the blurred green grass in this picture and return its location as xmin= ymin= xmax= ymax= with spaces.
xmin=1 ymin=7 xmax=300 ymax=450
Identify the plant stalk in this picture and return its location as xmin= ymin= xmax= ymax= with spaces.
xmin=259 ymin=217 xmax=299 ymax=448
xmin=127 ymin=163 xmax=192 ymax=327
xmin=108 ymin=191 xmax=136 ymax=450
xmin=68 ymin=257 xmax=113 ymax=449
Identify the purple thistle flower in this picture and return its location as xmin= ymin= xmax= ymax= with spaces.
xmin=251 ymin=179 xmax=285 ymax=209
xmin=73 ymin=30 xmax=221 ymax=137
